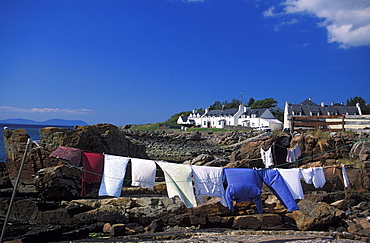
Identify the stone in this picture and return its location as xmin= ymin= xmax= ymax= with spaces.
xmin=357 ymin=228 xmax=370 ymax=237
xmin=292 ymin=200 xmax=342 ymax=231
xmin=191 ymin=154 xmax=214 ymax=165
xmin=34 ymin=165 xmax=82 ymax=200
xmin=348 ymin=223 xmax=363 ymax=233
xmin=21 ymin=225 xmax=67 ymax=242
xmin=103 ymin=223 xmax=112 ymax=233
xmin=144 ymin=219 xmax=164 ymax=233
xmin=354 ymin=218 xmax=370 ymax=229
xmin=110 ymin=224 xmax=126 ymax=237
xmin=232 ymin=215 xmax=262 ymax=230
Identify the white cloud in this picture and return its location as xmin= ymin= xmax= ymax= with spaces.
xmin=267 ymin=0 xmax=370 ymax=48
xmin=263 ymin=6 xmax=276 ymax=17
xmin=0 ymin=106 xmax=93 ymax=114
xmin=273 ymin=18 xmax=299 ymax=31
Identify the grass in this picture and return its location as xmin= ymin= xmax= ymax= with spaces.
xmin=184 ymin=127 xmax=229 ymax=132
xmin=337 ymin=158 xmax=363 ymax=168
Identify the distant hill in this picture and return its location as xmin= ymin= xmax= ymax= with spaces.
xmin=0 ymin=118 xmax=88 ymax=126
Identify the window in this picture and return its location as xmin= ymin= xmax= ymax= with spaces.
xmin=311 ymin=112 xmax=319 ymax=116
xmin=293 ymin=111 xmax=302 ymax=116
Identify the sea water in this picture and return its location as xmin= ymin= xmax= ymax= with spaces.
xmin=0 ymin=124 xmax=73 ymax=162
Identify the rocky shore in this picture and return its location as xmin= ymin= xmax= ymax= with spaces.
xmin=1 ymin=124 xmax=370 ymax=242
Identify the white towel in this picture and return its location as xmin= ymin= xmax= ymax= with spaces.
xmin=312 ymin=167 xmax=326 ymax=188
xmin=156 ymin=161 xmax=197 ymax=208
xmin=342 ymin=165 xmax=350 ymax=188
xmin=192 ymin=165 xmax=227 ymax=207
xmin=260 ymin=147 xmax=274 ymax=168
xmin=131 ymin=158 xmax=157 ymax=189
xmin=277 ymin=168 xmax=304 ymax=200
xmin=301 ymin=167 xmax=326 ymax=189
xmin=98 ymin=154 xmax=129 ymax=197
xmin=301 ymin=168 xmax=314 ymax=184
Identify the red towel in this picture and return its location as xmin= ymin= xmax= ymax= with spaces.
xmin=49 ymin=146 xmax=82 ymax=166
xmin=80 ymin=151 xmax=104 ymax=197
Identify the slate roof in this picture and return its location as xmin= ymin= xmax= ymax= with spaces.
xmin=288 ymin=99 xmax=359 ymax=116
xmin=242 ymin=108 xmax=268 ymax=118
xmin=203 ymin=109 xmax=238 ymax=117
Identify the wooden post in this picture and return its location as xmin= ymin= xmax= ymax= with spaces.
xmin=342 ymin=115 xmax=345 ymax=132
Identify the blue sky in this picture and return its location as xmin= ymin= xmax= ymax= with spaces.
xmin=1 ymin=0 xmax=369 ymax=126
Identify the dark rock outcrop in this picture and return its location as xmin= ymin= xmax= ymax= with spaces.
xmin=292 ymin=200 xmax=343 ymax=231
xmin=3 ymin=124 xmax=148 ymax=185
xmin=34 ymin=165 xmax=82 ymax=200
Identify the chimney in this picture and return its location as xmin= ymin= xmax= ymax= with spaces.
xmin=309 ymin=97 xmax=312 ymax=101
xmin=321 ymin=102 xmax=325 ymax=107
xmin=331 ymin=102 xmax=334 ymax=106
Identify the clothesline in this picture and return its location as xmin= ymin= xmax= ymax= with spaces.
xmin=30 ymin=136 xmax=370 ymax=183
xmin=22 ymin=137 xmax=366 ymax=210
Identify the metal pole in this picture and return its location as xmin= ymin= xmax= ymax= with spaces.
xmin=0 ymin=138 xmax=32 ymax=243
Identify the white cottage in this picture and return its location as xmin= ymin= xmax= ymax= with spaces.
xmin=178 ymin=105 xmax=283 ymax=130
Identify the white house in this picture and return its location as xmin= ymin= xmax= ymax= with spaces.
xmin=283 ymin=98 xmax=362 ymax=130
xmin=177 ymin=105 xmax=283 ymax=130
xmin=238 ymin=108 xmax=283 ymax=130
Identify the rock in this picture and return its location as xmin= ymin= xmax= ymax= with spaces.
xmin=331 ymin=199 xmax=349 ymax=210
xmin=348 ymin=223 xmax=363 ymax=233
xmin=110 ymin=224 xmax=126 ymax=237
xmin=125 ymin=223 xmax=144 ymax=235
xmin=264 ymin=195 xmax=287 ymax=213
xmin=34 ymin=165 xmax=82 ymax=200
xmin=357 ymin=228 xmax=370 ymax=237
xmin=191 ymin=154 xmax=214 ymax=165
xmin=21 ymin=225 xmax=67 ymax=243
xmin=354 ymin=218 xmax=370 ymax=229
xmin=232 ymin=214 xmax=283 ymax=230
xmin=103 ymin=223 xmax=112 ymax=233
xmin=144 ymin=219 xmax=164 ymax=233
xmin=4 ymin=124 xmax=148 ymax=185
xmin=292 ymin=200 xmax=342 ymax=231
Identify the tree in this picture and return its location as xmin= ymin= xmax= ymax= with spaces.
xmin=224 ymin=98 xmax=242 ymax=109
xmin=209 ymin=101 xmax=223 ymax=110
xmin=247 ymin=98 xmax=255 ymax=107
xmin=249 ymin=98 xmax=278 ymax=109
xmin=347 ymin=96 xmax=370 ymax=114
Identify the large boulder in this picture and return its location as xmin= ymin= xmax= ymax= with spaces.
xmin=34 ymin=165 xmax=82 ymax=200
xmin=292 ymin=200 xmax=343 ymax=231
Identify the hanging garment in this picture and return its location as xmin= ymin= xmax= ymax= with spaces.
xmin=257 ymin=169 xmax=299 ymax=212
xmin=342 ymin=165 xmax=350 ymax=188
xmin=276 ymin=168 xmax=304 ymax=200
xmin=260 ymin=147 xmax=274 ymax=168
xmin=98 ymin=155 xmax=129 ymax=197
xmin=50 ymin=146 xmax=82 ymax=166
xmin=156 ymin=161 xmax=197 ymax=208
xmin=81 ymin=151 xmax=104 ymax=197
xmin=286 ymin=145 xmax=301 ymax=163
xmin=131 ymin=158 xmax=157 ymax=189
xmin=301 ymin=167 xmax=326 ymax=189
xmin=301 ymin=168 xmax=314 ymax=184
xmin=223 ymin=168 xmax=263 ymax=213
xmin=192 ymin=165 xmax=227 ymax=207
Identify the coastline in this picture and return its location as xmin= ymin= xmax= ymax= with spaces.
xmin=0 ymin=124 xmax=74 ymax=162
